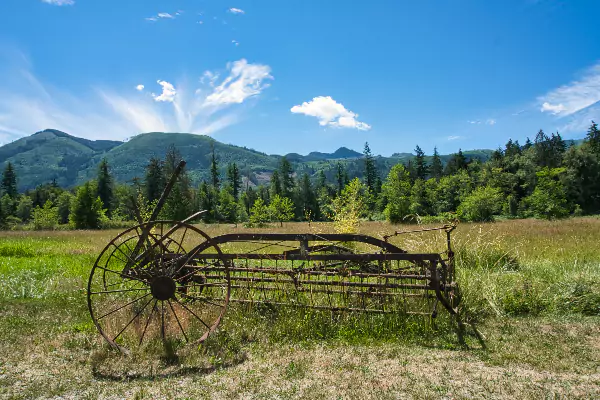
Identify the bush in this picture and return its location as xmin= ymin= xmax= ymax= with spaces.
xmin=457 ymin=186 xmax=503 ymax=222
xmin=31 ymin=200 xmax=59 ymax=230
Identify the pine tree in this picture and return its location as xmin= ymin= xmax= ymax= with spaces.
xmin=1 ymin=162 xmax=18 ymax=199
xmin=163 ymin=145 xmax=193 ymax=220
xmin=335 ymin=162 xmax=345 ymax=196
xmin=96 ymin=158 xmax=114 ymax=217
xmin=586 ymin=121 xmax=600 ymax=156
xmin=363 ymin=142 xmax=377 ymax=192
xmin=431 ymin=147 xmax=443 ymax=179
xmin=226 ymin=162 xmax=242 ymax=200
xmin=210 ymin=142 xmax=220 ymax=190
xmin=279 ymin=156 xmax=294 ymax=198
xmin=144 ymin=157 xmax=165 ymax=203
xmin=70 ymin=182 xmax=105 ymax=229
xmin=270 ymin=170 xmax=282 ymax=197
xmin=414 ymin=145 xmax=429 ymax=180
xmin=444 ymin=149 xmax=468 ymax=175
xmin=296 ymin=173 xmax=319 ymax=221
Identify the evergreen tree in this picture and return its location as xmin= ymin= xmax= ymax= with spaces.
xmin=226 ymin=162 xmax=242 ymax=200
xmin=335 ymin=162 xmax=345 ymax=196
xmin=210 ymin=142 xmax=220 ymax=190
xmin=217 ymin=187 xmax=238 ymax=223
xmin=414 ymin=145 xmax=429 ymax=180
xmin=1 ymin=162 xmax=17 ymax=199
xmin=241 ymin=186 xmax=258 ymax=216
xmin=163 ymin=146 xmax=193 ymax=220
xmin=144 ymin=157 xmax=165 ymax=203
xmin=279 ymin=156 xmax=294 ymax=198
xmin=430 ymin=147 xmax=443 ymax=179
xmin=96 ymin=158 xmax=114 ymax=217
xmin=270 ymin=170 xmax=282 ymax=198
xmin=70 ymin=182 xmax=105 ymax=229
xmin=197 ymin=181 xmax=217 ymax=222
xmin=296 ymin=173 xmax=319 ymax=221
xmin=585 ymin=121 xmax=600 ymax=156
xmin=363 ymin=142 xmax=377 ymax=192
xmin=444 ymin=149 xmax=468 ymax=175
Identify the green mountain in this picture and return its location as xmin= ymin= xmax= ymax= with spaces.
xmin=0 ymin=129 xmax=498 ymax=191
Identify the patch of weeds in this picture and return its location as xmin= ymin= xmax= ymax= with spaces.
xmin=200 ymin=330 xmax=247 ymax=369
xmin=284 ymin=360 xmax=307 ymax=380
xmin=558 ymin=280 xmax=600 ymax=316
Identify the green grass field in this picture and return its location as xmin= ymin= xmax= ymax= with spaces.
xmin=0 ymin=219 xmax=599 ymax=399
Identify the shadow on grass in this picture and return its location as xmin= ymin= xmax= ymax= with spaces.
xmin=90 ymin=335 xmax=248 ymax=381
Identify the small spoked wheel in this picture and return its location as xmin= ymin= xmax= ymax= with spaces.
xmin=87 ymin=221 xmax=230 ymax=352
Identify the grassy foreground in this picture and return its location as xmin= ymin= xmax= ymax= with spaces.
xmin=0 ymin=219 xmax=598 ymax=399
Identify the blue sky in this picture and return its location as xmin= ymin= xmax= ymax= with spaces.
xmin=0 ymin=0 xmax=599 ymax=156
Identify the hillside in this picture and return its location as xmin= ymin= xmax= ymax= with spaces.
xmin=1 ymin=129 xmax=497 ymax=191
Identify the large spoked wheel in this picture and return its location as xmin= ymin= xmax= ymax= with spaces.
xmin=88 ymin=221 xmax=230 ymax=352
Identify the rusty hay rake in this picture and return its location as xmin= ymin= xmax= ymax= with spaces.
xmin=87 ymin=161 xmax=461 ymax=352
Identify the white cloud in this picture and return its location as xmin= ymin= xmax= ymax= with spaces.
xmin=197 ymin=21 xmax=204 ymax=24
xmin=153 ymin=80 xmax=176 ymax=102
xmin=539 ymin=62 xmax=600 ymax=116
xmin=145 ymin=17 xmax=158 ymax=22
xmin=540 ymin=102 xmax=567 ymax=115
xmin=232 ymin=40 xmax=239 ymax=46
xmin=290 ymin=96 xmax=371 ymax=131
xmin=135 ymin=85 xmax=144 ymax=91
xmin=512 ymin=110 xmax=525 ymax=116
xmin=0 ymin=56 xmax=272 ymax=141
xmin=447 ymin=135 xmax=464 ymax=141
xmin=467 ymin=120 xmax=481 ymax=124
xmin=486 ymin=119 xmax=496 ymax=125
xmin=204 ymin=59 xmax=272 ymax=107
xmin=42 ymin=0 xmax=74 ymax=5
xmin=157 ymin=12 xmax=174 ymax=19
xmin=229 ymin=8 xmax=245 ymax=14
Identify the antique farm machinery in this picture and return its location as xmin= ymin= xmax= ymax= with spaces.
xmin=87 ymin=161 xmax=460 ymax=352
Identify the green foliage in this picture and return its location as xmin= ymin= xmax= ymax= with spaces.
xmin=382 ymin=164 xmax=411 ymax=223
xmin=16 ymin=195 xmax=33 ymax=222
xmin=31 ymin=200 xmax=59 ymax=230
xmin=269 ymin=194 xmax=295 ymax=227
xmin=217 ymin=187 xmax=239 ymax=223
xmin=363 ymin=142 xmax=377 ymax=193
xmin=226 ymin=162 xmax=242 ymax=200
xmin=330 ymin=178 xmax=368 ymax=233
xmin=144 ymin=157 xmax=165 ymax=203
xmin=457 ymin=186 xmax=503 ymax=222
xmin=248 ymin=198 xmax=270 ymax=227
xmin=69 ymin=182 xmax=106 ymax=229
xmin=585 ymin=120 xmax=600 ymax=156
xmin=524 ymin=168 xmax=569 ymax=219
xmin=96 ymin=158 xmax=114 ymax=216
xmin=1 ymin=162 xmax=18 ymax=198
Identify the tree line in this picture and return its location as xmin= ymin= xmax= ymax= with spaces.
xmin=1 ymin=122 xmax=600 ymax=230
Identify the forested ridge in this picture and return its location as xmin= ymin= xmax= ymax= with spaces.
xmin=0 ymin=122 xmax=599 ymax=230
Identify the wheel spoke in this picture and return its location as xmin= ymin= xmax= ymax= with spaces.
xmin=113 ymin=296 xmax=154 ymax=342
xmin=90 ymin=287 xmax=150 ymax=295
xmin=178 ymin=293 xmax=225 ymax=308
xmin=173 ymin=297 xmax=211 ymax=330
xmin=96 ymin=293 xmax=152 ymax=320
xmin=168 ymin=299 xmax=189 ymax=342
xmin=139 ymin=299 xmax=158 ymax=345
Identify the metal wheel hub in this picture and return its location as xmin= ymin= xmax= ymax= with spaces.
xmin=151 ymin=276 xmax=176 ymax=300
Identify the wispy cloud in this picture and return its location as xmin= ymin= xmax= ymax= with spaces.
xmin=447 ymin=135 xmax=464 ymax=141
xmin=42 ymin=0 xmax=74 ymax=5
xmin=467 ymin=119 xmax=496 ymax=125
xmin=291 ymin=96 xmax=371 ymax=131
xmin=512 ymin=109 xmax=526 ymax=116
xmin=228 ymin=8 xmax=245 ymax=14
xmin=232 ymin=40 xmax=239 ymax=46
xmin=539 ymin=62 xmax=600 ymax=117
xmin=203 ymin=59 xmax=272 ymax=108
xmin=146 ymin=11 xmax=181 ymax=22
xmin=0 ymin=55 xmax=273 ymax=141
